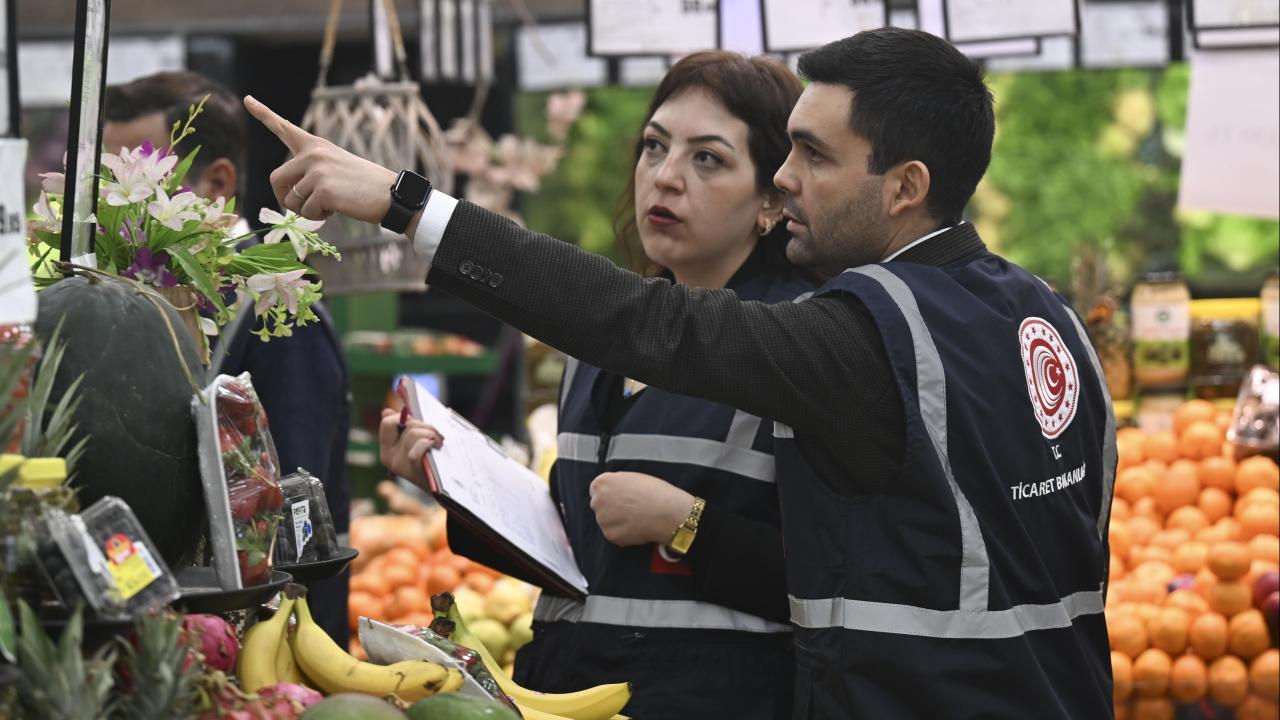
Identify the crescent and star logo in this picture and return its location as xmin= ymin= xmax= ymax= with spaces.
xmin=1019 ymin=316 xmax=1080 ymax=440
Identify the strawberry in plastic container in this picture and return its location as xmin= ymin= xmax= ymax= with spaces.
xmin=216 ymin=378 xmax=284 ymax=586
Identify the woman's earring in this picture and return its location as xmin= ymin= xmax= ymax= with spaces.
xmin=759 ymin=218 xmax=775 ymax=236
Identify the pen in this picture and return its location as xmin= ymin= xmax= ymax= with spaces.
xmin=397 ymin=405 xmax=410 ymax=436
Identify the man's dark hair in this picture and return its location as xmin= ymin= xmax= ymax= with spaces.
xmin=797 ymin=28 xmax=995 ymax=225
xmin=104 ymin=71 xmax=247 ymax=182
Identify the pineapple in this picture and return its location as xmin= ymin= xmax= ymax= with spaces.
xmin=12 ymin=601 xmax=116 ymax=720
xmin=113 ymin=612 xmax=201 ymax=720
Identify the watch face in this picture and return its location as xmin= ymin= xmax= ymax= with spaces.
xmin=393 ymin=172 xmax=432 ymax=209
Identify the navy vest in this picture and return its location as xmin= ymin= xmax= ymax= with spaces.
xmin=533 ymin=260 xmax=812 ymax=635
xmin=776 ymin=253 xmax=1116 ymax=719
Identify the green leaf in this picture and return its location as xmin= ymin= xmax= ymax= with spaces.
xmin=165 ymin=145 xmax=202 ymax=193
xmin=225 ymin=196 xmax=236 ymax=214
xmin=167 ymin=245 xmax=223 ymax=312
xmin=0 ymin=597 xmax=14 ymax=663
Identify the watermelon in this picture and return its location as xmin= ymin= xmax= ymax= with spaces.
xmin=34 ymin=276 xmax=206 ymax=567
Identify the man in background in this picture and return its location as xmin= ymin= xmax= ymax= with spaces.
xmin=104 ymin=71 xmax=353 ymax=645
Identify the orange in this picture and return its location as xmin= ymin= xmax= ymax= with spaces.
xmin=1167 ymin=507 xmax=1212 ymax=535
xmin=1199 ymin=456 xmax=1237 ymax=492
xmin=382 ymin=547 xmax=422 ymax=571
xmin=1173 ymin=541 xmax=1209 ymax=575
xmin=463 ymin=570 xmax=495 ymax=594
xmin=1144 ymin=458 xmax=1169 ymax=478
xmin=1208 ymin=655 xmax=1250 ymax=708
xmin=350 ymin=572 xmax=391 ymax=598
xmin=1193 ymin=567 xmax=1218 ymax=599
xmin=1188 ymin=611 xmax=1228 ymax=660
xmin=1235 ymin=696 xmax=1280 ymax=720
xmin=1112 ymin=650 xmax=1134 ymax=703
xmin=1174 ymin=400 xmax=1217 ymax=435
xmin=1110 ymin=612 xmax=1151 ymax=658
xmin=381 ymin=562 xmax=418 ymax=590
xmin=1117 ymin=466 xmax=1157 ymax=504
xmin=348 ymin=591 xmax=385 ymax=628
xmin=1165 ymin=588 xmax=1208 ymax=618
xmin=1169 ymin=653 xmax=1208 ymax=703
xmin=1246 ymin=560 xmax=1280 ymax=590
xmin=1132 ymin=648 xmax=1172 ymax=698
xmin=1118 ymin=436 xmax=1145 ymax=470
xmin=1156 ymin=460 xmax=1202 ymax=515
xmin=1215 ymin=516 xmax=1244 ymax=542
xmin=1128 ymin=578 xmax=1169 ymax=605
xmin=1132 ymin=497 xmax=1161 ymax=520
xmin=1143 ymin=432 xmax=1180 ymax=464
xmin=1236 ymin=487 xmax=1280 ymax=516
xmin=1207 ymin=580 xmax=1253 ymax=617
xmin=1249 ymin=534 xmax=1280 ymax=565
xmin=1199 ymin=487 xmax=1234 ymax=523
xmin=1130 ymin=698 xmax=1174 ymax=720
xmin=1147 ymin=607 xmax=1189 ymax=655
xmin=447 ymin=553 xmax=472 ymax=573
xmin=1178 ymin=421 xmax=1223 ymax=461
xmin=1227 ymin=608 xmax=1271 ymax=660
xmin=1150 ymin=528 xmax=1192 ymax=552
xmin=1111 ymin=497 xmax=1132 ymax=522
xmin=1251 ymin=648 xmax=1279 ymax=701
xmin=426 ymin=564 xmax=461 ymax=595
xmin=1208 ymin=541 xmax=1253 ymax=580
xmin=1129 ymin=515 xmax=1161 ymax=547
xmin=1133 ymin=560 xmax=1177 ymax=588
xmin=386 ymin=585 xmax=429 ymax=619
xmin=1238 ymin=502 xmax=1279 ymax=542
xmin=1110 ymin=521 xmax=1133 ymax=561
xmin=1130 ymin=546 xmax=1173 ymax=568
xmin=1236 ymin=455 xmax=1280 ymax=495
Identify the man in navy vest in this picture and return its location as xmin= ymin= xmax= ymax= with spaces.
xmin=250 ymin=27 xmax=1116 ymax=719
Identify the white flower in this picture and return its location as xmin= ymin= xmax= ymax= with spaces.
xmin=201 ymin=196 xmax=239 ymax=231
xmin=200 ymin=316 xmax=220 ymax=337
xmin=30 ymin=192 xmax=61 ymax=234
xmin=147 ymin=189 xmax=202 ymax=231
xmin=100 ymin=146 xmax=179 ymax=207
xmin=259 ymin=208 xmax=325 ymax=261
xmin=40 ymin=172 xmax=65 ymax=195
xmin=246 ymin=269 xmax=311 ymax=316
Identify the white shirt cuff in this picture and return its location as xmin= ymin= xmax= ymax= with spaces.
xmin=410 ymin=190 xmax=460 ymax=265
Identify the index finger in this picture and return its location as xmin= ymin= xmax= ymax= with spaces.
xmin=244 ymin=95 xmax=309 ymax=153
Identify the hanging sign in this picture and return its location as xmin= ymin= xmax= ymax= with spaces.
xmin=420 ymin=0 xmax=495 ymax=84
xmin=1079 ymin=0 xmax=1169 ymax=69
xmin=517 ymin=23 xmax=607 ymax=92
xmin=761 ymin=0 xmax=887 ymax=53
xmin=986 ymin=36 xmax=1076 ymax=72
xmin=943 ymin=0 xmax=1078 ymax=44
xmin=917 ymin=0 xmax=1041 ymax=58
xmin=587 ymin=0 xmax=718 ymax=57
xmin=1178 ymin=48 xmax=1280 ymax=219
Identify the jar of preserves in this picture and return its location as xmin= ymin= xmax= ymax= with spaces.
xmin=1131 ymin=273 xmax=1191 ymax=389
xmin=1190 ymin=298 xmax=1260 ymax=399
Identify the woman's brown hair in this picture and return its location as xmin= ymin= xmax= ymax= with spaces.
xmin=613 ymin=51 xmax=804 ymax=274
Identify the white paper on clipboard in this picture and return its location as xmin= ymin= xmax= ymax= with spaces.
xmin=401 ymin=377 xmax=588 ymax=598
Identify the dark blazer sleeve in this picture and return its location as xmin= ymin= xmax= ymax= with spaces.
xmin=425 ymin=201 xmax=897 ymax=479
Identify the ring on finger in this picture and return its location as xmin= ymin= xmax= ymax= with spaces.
xmin=290 ymin=185 xmax=306 ymax=202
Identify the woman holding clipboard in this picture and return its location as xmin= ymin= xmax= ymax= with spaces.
xmin=380 ymin=51 xmax=811 ymax=719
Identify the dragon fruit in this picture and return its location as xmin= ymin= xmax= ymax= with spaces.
xmin=197 ymin=673 xmax=315 ymax=719
xmin=257 ymin=683 xmax=323 ymax=714
xmin=183 ymin=614 xmax=241 ymax=673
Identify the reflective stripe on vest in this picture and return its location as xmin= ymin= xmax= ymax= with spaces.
xmin=533 ymin=594 xmax=792 ymax=633
xmin=556 ymin=410 xmax=776 ymax=484
xmin=782 ymin=265 xmax=1109 ymax=638
xmin=788 ymin=584 xmax=1104 ymax=639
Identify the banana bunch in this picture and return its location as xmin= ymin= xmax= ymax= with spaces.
xmin=437 ymin=595 xmax=630 ymax=720
xmin=238 ymin=591 xmax=306 ymax=692
xmin=291 ymin=595 xmax=464 ymax=702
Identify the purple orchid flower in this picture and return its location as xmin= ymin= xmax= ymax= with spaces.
xmin=137 ymin=140 xmax=157 ymax=158
xmin=122 ymin=247 xmax=178 ymax=287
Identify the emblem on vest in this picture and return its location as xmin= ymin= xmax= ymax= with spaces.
xmin=1019 ymin=316 xmax=1080 ymax=440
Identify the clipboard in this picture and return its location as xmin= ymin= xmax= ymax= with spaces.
xmin=398 ymin=378 xmax=588 ymax=600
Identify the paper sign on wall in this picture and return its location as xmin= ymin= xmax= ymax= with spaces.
xmin=944 ymin=0 xmax=1078 ymax=43
xmin=517 ymin=23 xmax=607 ymax=92
xmin=761 ymin=0 xmax=886 ymax=53
xmin=1191 ymin=0 xmax=1280 ymax=28
xmin=0 ymin=138 xmax=34 ymax=325
xmin=720 ymin=0 xmax=764 ymax=55
xmin=918 ymin=0 xmax=1041 ymax=58
xmin=588 ymin=0 xmax=718 ymax=56
xmin=1178 ymin=49 xmax=1280 ymax=219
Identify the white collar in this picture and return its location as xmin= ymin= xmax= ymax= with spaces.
xmin=881 ymin=222 xmax=963 ymax=263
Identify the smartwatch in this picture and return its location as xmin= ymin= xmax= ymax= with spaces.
xmin=381 ymin=170 xmax=433 ymax=234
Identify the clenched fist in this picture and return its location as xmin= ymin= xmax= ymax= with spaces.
xmin=589 ymin=471 xmax=697 ymax=548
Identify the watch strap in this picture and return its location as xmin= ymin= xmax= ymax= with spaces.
xmin=380 ymin=198 xmax=416 ymax=234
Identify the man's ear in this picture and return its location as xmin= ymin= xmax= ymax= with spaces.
xmin=884 ymin=160 xmax=930 ymax=219
xmin=192 ymin=157 xmax=238 ymax=200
